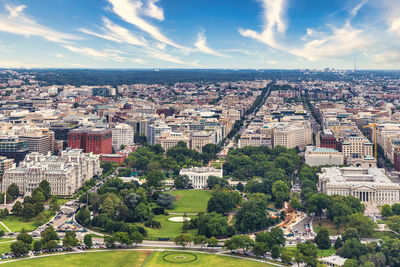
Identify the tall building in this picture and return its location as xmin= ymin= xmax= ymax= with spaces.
xmin=147 ymin=123 xmax=171 ymax=145
xmin=180 ymin=167 xmax=223 ymax=189
xmin=0 ymin=156 xmax=13 ymax=176
xmin=112 ymin=123 xmax=134 ymax=151
xmin=0 ymin=136 xmax=29 ymax=163
xmin=272 ymin=122 xmax=312 ymax=150
xmin=2 ymin=149 xmax=101 ymax=196
xmin=20 ymin=133 xmax=50 ymax=155
xmin=190 ymin=131 xmax=215 ymax=152
xmin=68 ymin=128 xmax=112 ymax=154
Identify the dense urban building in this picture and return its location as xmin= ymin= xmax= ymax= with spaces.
xmin=68 ymin=128 xmax=112 ymax=154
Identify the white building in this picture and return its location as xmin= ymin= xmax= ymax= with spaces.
xmin=271 ymin=121 xmax=312 ymax=150
xmin=305 ymin=146 xmax=344 ymax=166
xmin=318 ymin=167 xmax=400 ymax=206
xmin=2 ymin=149 xmax=101 ymax=196
xmin=180 ymin=167 xmax=223 ymax=189
xmin=112 ymin=123 xmax=134 ymax=151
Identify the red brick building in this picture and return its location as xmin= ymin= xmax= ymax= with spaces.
xmin=68 ymin=128 xmax=112 ymax=154
xmin=100 ymin=154 xmax=126 ymax=165
xmin=320 ymin=129 xmax=338 ymax=150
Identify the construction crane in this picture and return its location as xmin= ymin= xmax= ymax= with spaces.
xmin=362 ymin=123 xmax=377 ymax=160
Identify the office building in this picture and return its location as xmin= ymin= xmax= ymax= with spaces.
xmin=68 ymin=128 xmax=112 ymax=154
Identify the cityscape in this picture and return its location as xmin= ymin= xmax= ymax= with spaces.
xmin=0 ymin=0 xmax=399 ymax=267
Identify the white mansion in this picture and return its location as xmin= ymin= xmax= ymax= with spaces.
xmin=318 ymin=167 xmax=400 ymax=206
xmin=1 ymin=148 xmax=101 ymax=196
xmin=180 ymin=167 xmax=223 ymax=189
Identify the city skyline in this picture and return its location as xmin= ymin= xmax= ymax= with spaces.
xmin=0 ymin=0 xmax=399 ymax=69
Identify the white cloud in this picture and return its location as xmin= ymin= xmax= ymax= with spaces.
xmin=350 ymin=0 xmax=368 ymax=18
xmin=389 ymin=18 xmax=400 ymax=36
xmin=55 ymin=54 xmax=65 ymax=58
xmin=0 ymin=4 xmax=78 ymax=43
xmin=107 ymin=0 xmax=184 ymax=49
xmin=144 ymin=0 xmax=164 ymax=21
xmin=291 ymin=23 xmax=367 ymax=61
xmin=80 ymin=17 xmax=147 ymax=46
xmin=267 ymin=60 xmax=278 ymax=65
xmin=63 ymin=45 xmax=126 ymax=62
xmin=373 ymin=51 xmax=400 ymax=64
xmin=131 ymin=58 xmax=146 ymax=64
xmin=194 ymin=32 xmax=227 ymax=57
xmin=238 ymin=0 xmax=287 ymax=48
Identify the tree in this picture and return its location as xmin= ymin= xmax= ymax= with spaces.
xmin=193 ymin=235 xmax=207 ymax=249
xmin=174 ymin=234 xmax=192 ymax=249
xmin=10 ymin=241 xmax=30 ymax=256
xmin=156 ymin=193 xmax=175 ymax=209
xmin=334 ymin=237 xmax=343 ymax=249
xmin=45 ymin=240 xmax=58 ymax=250
xmin=63 ymin=232 xmax=79 ymax=247
xmin=145 ymin=170 xmax=164 ymax=188
xmin=392 ymin=203 xmax=400 ymax=215
xmin=38 ymin=180 xmax=51 ymax=200
xmin=346 ymin=213 xmax=375 ymax=238
xmin=343 ymin=259 xmax=359 ymax=267
xmin=134 ymin=203 xmax=151 ymax=222
xmin=0 ymin=230 xmax=4 ymax=237
xmin=290 ymin=197 xmax=301 ymax=211
xmin=33 ymin=240 xmax=42 ymax=252
xmin=236 ymin=182 xmax=244 ymax=192
xmin=22 ymin=203 xmax=36 ymax=219
xmin=174 ymin=175 xmax=191 ymax=189
xmin=342 ymin=228 xmax=360 ymax=243
xmin=207 ymin=176 xmax=229 ymax=189
xmin=315 ymin=227 xmax=331 ymax=249
xmin=113 ymin=232 xmax=132 ymax=246
xmin=7 ymin=183 xmax=19 ymax=199
xmin=41 ymin=227 xmax=59 ymax=243
xmin=340 ymin=238 xmax=367 ymax=259
xmin=296 ymin=241 xmax=318 ymax=267
xmin=271 ymin=245 xmax=281 ymax=259
xmin=235 ymin=198 xmax=268 ymax=233
xmin=207 ymin=236 xmax=218 ymax=250
xmin=387 ymin=215 xmax=400 ymax=233
xmin=380 ymin=204 xmax=393 ymax=217
xmin=306 ymin=193 xmax=331 ymax=218
xmin=104 ymin=236 xmax=115 ymax=248
xmin=130 ymin=231 xmax=143 ymax=246
xmin=84 ymin=234 xmax=93 ymax=248
xmin=207 ymin=190 xmax=239 ymax=214
xmin=280 ymin=248 xmax=293 ymax=264
xmin=12 ymin=201 xmax=23 ymax=216
xmin=17 ymin=233 xmax=33 ymax=244
xmin=253 ymin=242 xmax=268 ymax=257
xmin=272 ymin=180 xmax=290 ymax=208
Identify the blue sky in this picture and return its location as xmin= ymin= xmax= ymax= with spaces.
xmin=0 ymin=0 xmax=399 ymax=69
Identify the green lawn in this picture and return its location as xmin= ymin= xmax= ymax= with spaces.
xmin=371 ymin=231 xmax=399 ymax=239
xmin=0 ymin=241 xmax=14 ymax=255
xmin=145 ymin=251 xmax=274 ymax=267
xmin=377 ymin=220 xmax=388 ymax=224
xmin=167 ymin=190 xmax=212 ymax=213
xmin=56 ymin=198 xmax=72 ymax=205
xmin=3 ymin=251 xmax=151 ymax=267
xmin=286 ymin=246 xmax=335 ymax=257
xmin=0 ymin=216 xmax=41 ymax=232
xmin=312 ymin=218 xmax=345 ymax=235
xmin=142 ymin=215 xmax=197 ymax=238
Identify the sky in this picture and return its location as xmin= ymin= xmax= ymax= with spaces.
xmin=0 ymin=0 xmax=399 ymax=69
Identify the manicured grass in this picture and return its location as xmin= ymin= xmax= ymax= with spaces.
xmin=167 ymin=190 xmax=212 ymax=213
xmin=142 ymin=215 xmax=197 ymax=238
xmin=312 ymin=218 xmax=345 ymax=235
xmin=317 ymin=247 xmax=336 ymax=257
xmin=3 ymin=251 xmax=151 ymax=267
xmin=1 ymin=216 xmax=41 ymax=232
xmin=286 ymin=246 xmax=335 ymax=257
xmin=371 ymin=231 xmax=399 ymax=239
xmin=145 ymin=251 xmax=273 ymax=267
xmin=0 ymin=241 xmax=13 ymax=255
xmin=56 ymin=198 xmax=72 ymax=205
xmin=377 ymin=220 xmax=387 ymax=224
